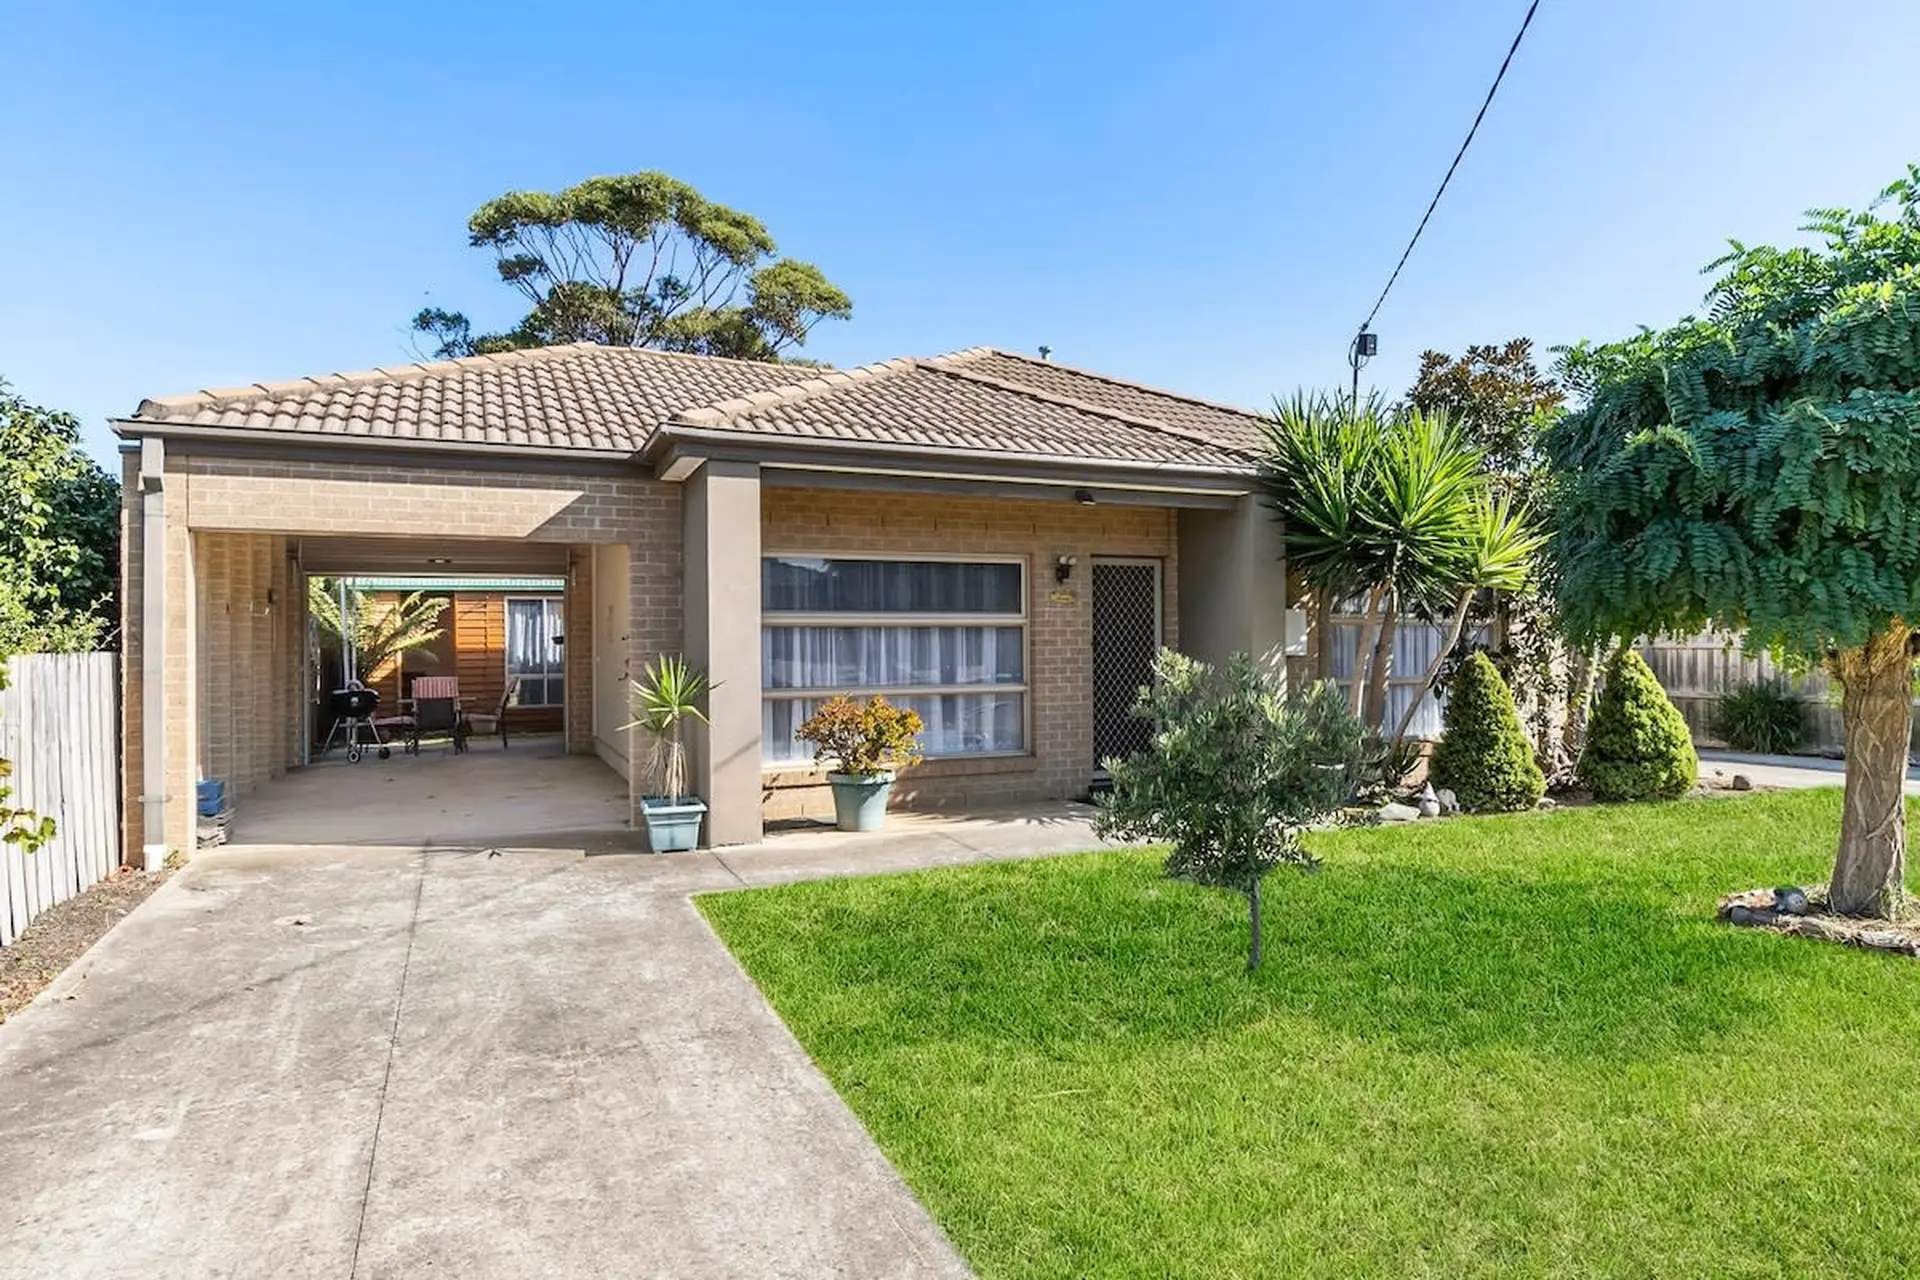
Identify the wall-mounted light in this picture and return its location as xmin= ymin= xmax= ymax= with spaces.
xmin=427 ymin=557 xmax=452 ymax=566
xmin=1055 ymin=554 xmax=1078 ymax=584
xmin=1073 ymin=488 xmax=1097 ymax=506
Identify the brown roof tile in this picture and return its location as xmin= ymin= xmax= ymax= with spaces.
xmin=126 ymin=341 xmax=1267 ymax=473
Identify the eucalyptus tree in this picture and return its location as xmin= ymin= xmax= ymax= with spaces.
xmin=414 ymin=171 xmax=852 ymax=362
xmin=1546 ymin=166 xmax=1920 ymax=917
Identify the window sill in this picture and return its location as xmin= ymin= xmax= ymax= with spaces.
xmin=763 ymin=753 xmax=1040 ymax=789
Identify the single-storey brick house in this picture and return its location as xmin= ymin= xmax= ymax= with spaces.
xmin=114 ymin=343 xmax=1296 ymax=865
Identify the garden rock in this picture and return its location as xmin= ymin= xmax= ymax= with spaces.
xmin=1416 ymin=783 xmax=1441 ymax=818
xmin=1731 ymin=773 xmax=1754 ymax=791
xmin=1435 ymin=787 xmax=1460 ymax=815
xmin=1378 ymin=802 xmax=1420 ymax=823
xmin=1773 ymin=886 xmax=1810 ymax=915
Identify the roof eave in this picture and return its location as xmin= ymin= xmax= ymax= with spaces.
xmin=643 ymin=423 xmax=1257 ymax=489
xmin=110 ymin=417 xmax=638 ymax=465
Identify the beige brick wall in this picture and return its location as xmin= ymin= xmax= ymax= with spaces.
xmin=180 ymin=456 xmax=652 ymax=542
xmin=760 ymin=486 xmax=1178 ymax=821
xmin=121 ymin=449 xmax=684 ymax=863
xmin=194 ymin=531 xmax=294 ymax=805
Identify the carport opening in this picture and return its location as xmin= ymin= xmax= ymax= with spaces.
xmin=196 ymin=533 xmax=633 ymax=848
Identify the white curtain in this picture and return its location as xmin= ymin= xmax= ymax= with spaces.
xmin=765 ymin=692 xmax=1025 ymax=763
xmin=763 ymin=625 xmax=1023 ymax=689
xmin=506 ymin=599 xmax=563 ymax=707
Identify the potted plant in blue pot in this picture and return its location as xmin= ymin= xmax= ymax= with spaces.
xmin=626 ymin=655 xmax=712 ymax=852
xmin=795 ymin=695 xmax=925 ymax=832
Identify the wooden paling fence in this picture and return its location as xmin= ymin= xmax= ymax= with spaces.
xmin=0 ymin=653 xmax=120 ymax=948
xmin=1637 ymin=632 xmax=1859 ymax=752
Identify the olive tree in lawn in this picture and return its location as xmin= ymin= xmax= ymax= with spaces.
xmin=1546 ymin=167 xmax=1920 ymax=917
xmin=1094 ymin=651 xmax=1370 ymax=970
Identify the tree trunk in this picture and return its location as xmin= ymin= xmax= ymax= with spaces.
xmin=1561 ymin=644 xmax=1598 ymax=764
xmin=1312 ymin=592 xmax=1335 ymax=682
xmin=1830 ymin=628 xmax=1913 ymax=918
xmin=1246 ymin=878 xmax=1263 ymax=970
xmin=1391 ymin=588 xmax=1475 ymax=746
xmin=1364 ymin=592 xmax=1399 ymax=732
xmin=1346 ymin=585 xmax=1386 ymax=717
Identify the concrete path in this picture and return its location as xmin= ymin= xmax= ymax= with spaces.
xmin=1697 ymin=748 xmax=1920 ymax=795
xmin=0 ymin=806 xmax=1105 ymax=1279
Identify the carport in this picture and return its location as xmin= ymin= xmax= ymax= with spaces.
xmin=118 ymin=427 xmax=657 ymax=860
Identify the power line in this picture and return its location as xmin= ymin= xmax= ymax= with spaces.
xmin=1357 ymin=0 xmax=1544 ymax=336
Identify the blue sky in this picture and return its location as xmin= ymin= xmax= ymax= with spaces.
xmin=5 ymin=1 xmax=1919 ymax=465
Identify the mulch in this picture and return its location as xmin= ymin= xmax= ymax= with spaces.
xmin=1719 ymin=885 xmax=1920 ymax=958
xmin=0 ymin=867 xmax=170 ymax=1024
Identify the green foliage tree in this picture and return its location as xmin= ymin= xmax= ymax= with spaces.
xmin=1407 ymin=338 xmax=1566 ymax=483
xmin=1429 ymin=652 xmax=1546 ymax=812
xmin=414 ymin=172 xmax=852 ymax=362
xmin=306 ymin=579 xmax=446 ymax=684
xmin=1545 ymin=167 xmax=1920 ymax=915
xmin=1405 ymin=338 xmax=1588 ymax=772
xmin=1259 ymin=394 xmax=1538 ymax=743
xmin=1093 ymin=650 xmax=1370 ymax=969
xmin=0 ymin=380 xmax=120 ymax=656
xmin=1575 ymin=650 xmax=1697 ymax=801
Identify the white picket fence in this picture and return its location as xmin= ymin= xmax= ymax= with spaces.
xmin=1 ymin=653 xmax=120 ymax=948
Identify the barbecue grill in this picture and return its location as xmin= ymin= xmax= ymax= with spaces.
xmin=321 ymin=685 xmax=389 ymax=762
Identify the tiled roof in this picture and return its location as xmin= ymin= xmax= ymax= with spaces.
xmin=669 ymin=354 xmax=1253 ymax=471
xmin=126 ymin=341 xmax=1267 ymax=473
xmin=130 ymin=344 xmax=801 ymax=455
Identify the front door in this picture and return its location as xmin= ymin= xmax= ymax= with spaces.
xmin=1091 ymin=558 xmax=1162 ymax=770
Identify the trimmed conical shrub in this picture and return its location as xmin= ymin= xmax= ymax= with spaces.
xmin=1577 ymin=648 xmax=1698 ymax=801
xmin=1430 ymin=652 xmax=1546 ymax=812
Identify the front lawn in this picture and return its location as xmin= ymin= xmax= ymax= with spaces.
xmin=700 ymin=790 xmax=1920 ymax=1278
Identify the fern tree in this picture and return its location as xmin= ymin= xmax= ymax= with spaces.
xmin=306 ymin=578 xmax=446 ymax=684
xmin=1546 ymin=166 xmax=1920 ymax=917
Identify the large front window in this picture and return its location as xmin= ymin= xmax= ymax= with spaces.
xmin=762 ymin=557 xmax=1027 ymax=764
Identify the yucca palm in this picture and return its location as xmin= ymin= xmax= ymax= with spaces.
xmin=306 ymin=577 xmax=446 ymax=684
xmin=1258 ymin=397 xmax=1486 ymax=729
xmin=624 ymin=654 xmax=713 ymax=802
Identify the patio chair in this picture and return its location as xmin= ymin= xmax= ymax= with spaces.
xmin=464 ymin=678 xmax=519 ymax=750
xmin=406 ymin=695 xmax=468 ymax=754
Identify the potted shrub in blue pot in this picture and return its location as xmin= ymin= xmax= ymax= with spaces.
xmin=795 ymin=695 xmax=925 ymax=832
xmin=626 ymin=655 xmax=712 ymax=852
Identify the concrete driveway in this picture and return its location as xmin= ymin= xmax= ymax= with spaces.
xmin=0 ymin=813 xmax=1101 ymax=1279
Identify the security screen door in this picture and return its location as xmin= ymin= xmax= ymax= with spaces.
xmin=1090 ymin=559 xmax=1161 ymax=770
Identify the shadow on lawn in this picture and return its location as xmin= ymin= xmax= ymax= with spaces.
xmin=772 ymin=855 xmax=1848 ymax=1065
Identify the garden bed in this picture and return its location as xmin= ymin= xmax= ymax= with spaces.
xmin=0 ymin=867 xmax=169 ymax=1023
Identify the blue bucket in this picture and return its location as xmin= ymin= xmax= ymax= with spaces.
xmin=197 ymin=779 xmax=226 ymax=817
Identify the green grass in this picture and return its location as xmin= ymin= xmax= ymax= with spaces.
xmin=700 ymin=791 xmax=1920 ymax=1278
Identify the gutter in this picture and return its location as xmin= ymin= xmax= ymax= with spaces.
xmin=640 ymin=422 xmax=1258 ymax=484
xmin=110 ymin=419 xmax=636 ymax=467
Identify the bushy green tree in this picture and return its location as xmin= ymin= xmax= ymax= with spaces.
xmin=1259 ymin=395 xmax=1539 ymax=742
xmin=1546 ymin=166 xmax=1920 ymax=914
xmin=1429 ymin=652 xmax=1545 ymax=812
xmin=1094 ymin=651 xmax=1370 ymax=969
xmin=1576 ymin=650 xmax=1698 ymax=802
xmin=0 ymin=380 xmax=119 ymax=656
xmin=414 ymin=172 xmax=852 ymax=362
